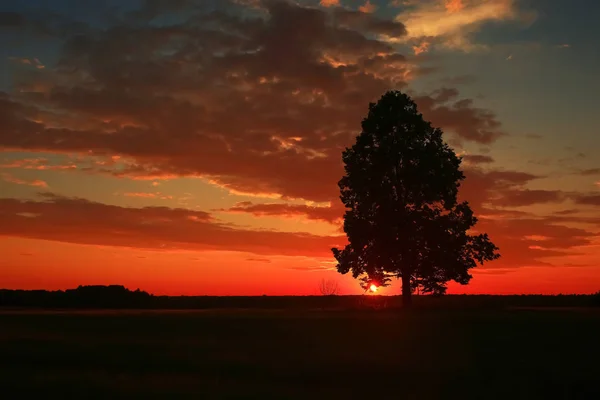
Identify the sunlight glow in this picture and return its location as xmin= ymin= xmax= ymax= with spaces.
xmin=370 ymin=284 xmax=378 ymax=293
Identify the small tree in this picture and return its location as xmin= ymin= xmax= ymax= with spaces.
xmin=332 ymin=91 xmax=500 ymax=306
xmin=318 ymin=279 xmax=340 ymax=296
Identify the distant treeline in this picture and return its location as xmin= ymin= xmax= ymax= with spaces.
xmin=0 ymin=285 xmax=599 ymax=310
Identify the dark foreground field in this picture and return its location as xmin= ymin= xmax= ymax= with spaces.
xmin=1 ymin=306 xmax=599 ymax=399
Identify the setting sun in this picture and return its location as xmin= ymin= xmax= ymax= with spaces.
xmin=370 ymin=284 xmax=378 ymax=293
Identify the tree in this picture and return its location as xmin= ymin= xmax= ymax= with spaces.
xmin=332 ymin=91 xmax=500 ymax=306
xmin=318 ymin=279 xmax=340 ymax=296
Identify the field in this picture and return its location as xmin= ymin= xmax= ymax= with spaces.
xmin=1 ymin=303 xmax=599 ymax=399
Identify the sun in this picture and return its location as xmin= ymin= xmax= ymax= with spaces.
xmin=369 ymin=284 xmax=378 ymax=293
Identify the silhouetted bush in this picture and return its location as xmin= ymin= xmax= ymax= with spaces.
xmin=592 ymin=291 xmax=600 ymax=306
xmin=0 ymin=285 xmax=153 ymax=309
xmin=318 ymin=279 xmax=339 ymax=296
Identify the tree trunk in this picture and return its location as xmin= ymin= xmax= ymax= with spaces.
xmin=401 ymin=274 xmax=412 ymax=307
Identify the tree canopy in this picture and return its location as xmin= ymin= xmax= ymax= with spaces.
xmin=332 ymin=91 xmax=500 ymax=305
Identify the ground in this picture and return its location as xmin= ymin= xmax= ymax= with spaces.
xmin=1 ymin=305 xmax=599 ymax=399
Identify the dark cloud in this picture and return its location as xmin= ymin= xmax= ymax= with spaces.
xmin=579 ymin=168 xmax=600 ymax=176
xmin=554 ymin=209 xmax=580 ymax=216
xmin=0 ymin=0 xmax=505 ymax=202
xmin=0 ymin=12 xmax=25 ymax=27
xmin=491 ymin=189 xmax=566 ymax=207
xmin=1 ymin=191 xmax=593 ymax=270
xmin=472 ymin=217 xmax=596 ymax=269
xmin=462 ymin=154 xmax=494 ymax=164
xmin=3 ymin=0 xmax=590 ymax=272
xmin=0 ymin=194 xmax=343 ymax=257
xmin=546 ymin=214 xmax=600 ymax=227
xmin=523 ymin=133 xmax=543 ymax=140
xmin=573 ymin=194 xmax=600 ymax=206
xmin=442 ymin=75 xmax=476 ymax=85
xmin=332 ymin=7 xmax=407 ymax=38
xmin=459 ymin=167 xmax=541 ymax=210
xmin=286 ymin=265 xmax=333 ymax=271
xmin=127 ymin=0 xmax=195 ymax=22
xmin=221 ymin=201 xmax=343 ymax=223
xmin=246 ymin=258 xmax=272 ymax=263
xmin=0 ymin=10 xmax=90 ymax=39
xmin=414 ymin=89 xmax=505 ymax=144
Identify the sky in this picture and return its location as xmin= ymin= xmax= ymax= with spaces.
xmin=1 ymin=0 xmax=600 ymax=296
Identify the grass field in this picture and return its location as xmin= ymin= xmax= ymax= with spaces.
xmin=1 ymin=306 xmax=599 ymax=399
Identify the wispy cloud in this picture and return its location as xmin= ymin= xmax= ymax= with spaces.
xmin=219 ymin=201 xmax=342 ymax=224
xmin=359 ymin=1 xmax=377 ymax=13
xmin=0 ymin=158 xmax=76 ymax=171
xmin=413 ymin=41 xmax=430 ymax=55
xmin=1 ymin=173 xmax=48 ymax=187
xmin=394 ymin=0 xmax=530 ymax=52
xmin=8 ymin=56 xmax=45 ymax=69
xmin=319 ymin=0 xmax=340 ymax=7
xmin=0 ymin=194 xmax=344 ymax=257
xmin=123 ymin=192 xmax=173 ymax=200
xmin=445 ymin=0 xmax=465 ymax=13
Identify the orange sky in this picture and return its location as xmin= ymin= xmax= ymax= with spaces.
xmin=1 ymin=0 xmax=599 ymax=295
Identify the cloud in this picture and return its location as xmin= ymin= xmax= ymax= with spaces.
xmin=246 ymin=257 xmax=272 ymax=263
xmin=0 ymin=12 xmax=26 ymax=28
xmin=445 ymin=0 xmax=465 ymax=13
xmin=479 ymin=217 xmax=595 ymax=251
xmin=123 ymin=192 xmax=173 ymax=200
xmin=442 ymin=74 xmax=477 ymax=85
xmin=332 ymin=7 xmax=407 ymax=38
xmin=458 ymin=167 xmax=541 ymax=210
xmin=1 ymin=190 xmax=594 ymax=271
xmin=319 ymin=0 xmax=340 ymax=7
xmin=403 ymin=0 xmax=517 ymax=37
xmin=395 ymin=0 xmax=530 ymax=52
xmin=0 ymin=193 xmax=344 ymax=257
xmin=414 ymin=88 xmax=505 ymax=144
xmin=3 ymin=0 xmax=590 ymax=276
xmin=579 ymin=168 xmax=600 ymax=176
xmin=0 ymin=0 xmax=503 ymax=203
xmin=490 ymin=189 xmax=565 ymax=207
xmin=462 ymin=154 xmax=494 ymax=165
xmin=358 ymin=1 xmax=377 ymax=14
xmin=524 ymin=235 xmax=550 ymax=242
xmin=0 ymin=9 xmax=92 ymax=40
xmin=553 ymin=209 xmax=579 ymax=216
xmin=469 ymin=214 xmax=598 ymax=272
xmin=1 ymin=173 xmax=48 ymax=187
xmin=220 ymin=201 xmax=343 ymax=223
xmin=412 ymin=41 xmax=430 ymax=55
xmin=1 ymin=158 xmax=596 ymax=272
xmin=8 ymin=57 xmax=45 ymax=69
xmin=573 ymin=194 xmax=600 ymax=207
xmin=0 ymin=157 xmax=77 ymax=171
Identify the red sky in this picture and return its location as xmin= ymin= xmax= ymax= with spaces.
xmin=1 ymin=0 xmax=599 ymax=295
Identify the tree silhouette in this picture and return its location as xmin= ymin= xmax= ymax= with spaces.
xmin=332 ymin=91 xmax=500 ymax=306
xmin=318 ymin=279 xmax=340 ymax=296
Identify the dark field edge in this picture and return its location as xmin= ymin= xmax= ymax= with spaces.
xmin=1 ymin=285 xmax=599 ymax=310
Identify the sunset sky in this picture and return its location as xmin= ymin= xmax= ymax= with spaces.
xmin=1 ymin=0 xmax=599 ymax=295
